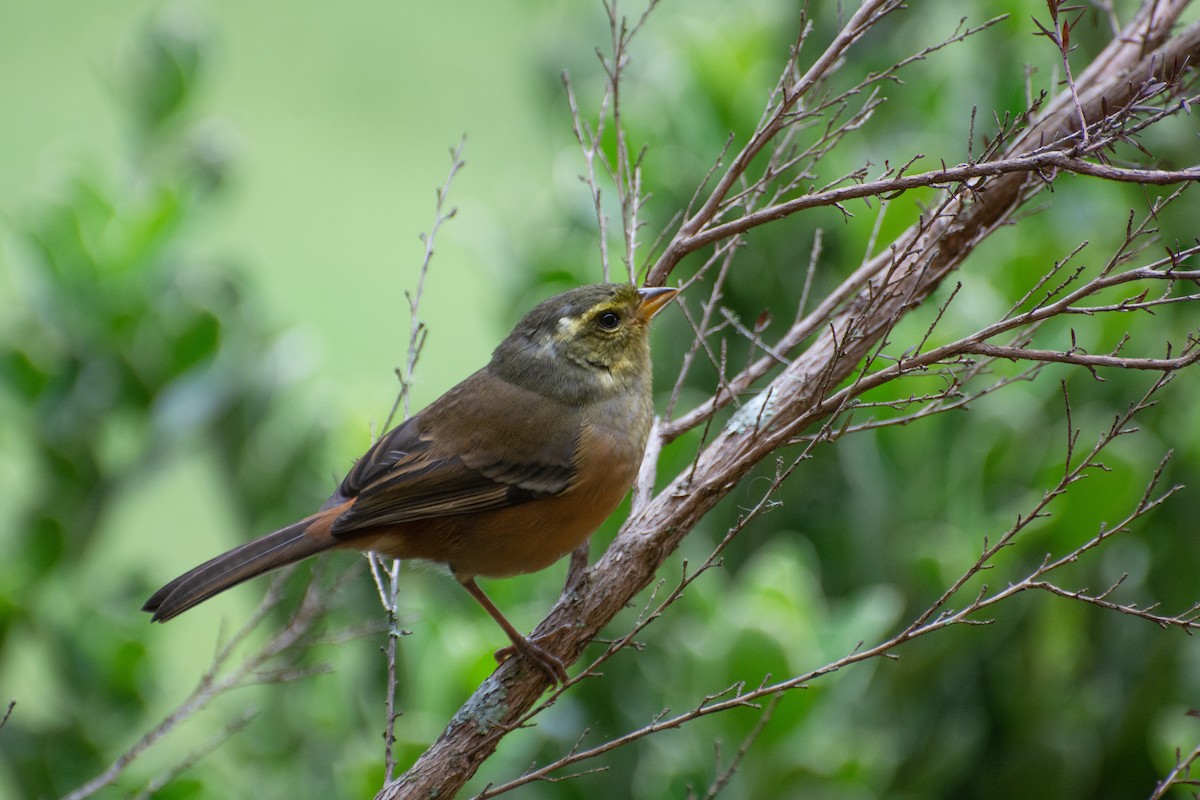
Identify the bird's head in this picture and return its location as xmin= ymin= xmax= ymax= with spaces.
xmin=491 ymin=283 xmax=678 ymax=403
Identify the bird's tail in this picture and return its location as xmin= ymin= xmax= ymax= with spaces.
xmin=143 ymin=513 xmax=339 ymax=623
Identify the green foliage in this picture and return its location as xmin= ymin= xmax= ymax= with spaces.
xmin=2 ymin=2 xmax=1198 ymax=799
xmin=0 ymin=10 xmax=333 ymax=798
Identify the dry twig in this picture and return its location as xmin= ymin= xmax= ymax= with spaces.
xmin=371 ymin=138 xmax=467 ymax=785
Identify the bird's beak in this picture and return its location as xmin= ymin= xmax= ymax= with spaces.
xmin=636 ymin=286 xmax=680 ymax=322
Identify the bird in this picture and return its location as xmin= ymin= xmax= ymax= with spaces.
xmin=143 ymin=282 xmax=679 ymax=683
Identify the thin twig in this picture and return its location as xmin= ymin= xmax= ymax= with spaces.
xmin=376 ymin=138 xmax=467 ymax=785
xmin=63 ymin=576 xmax=337 ymax=800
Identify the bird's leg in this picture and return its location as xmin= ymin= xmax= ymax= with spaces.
xmin=457 ymin=576 xmax=569 ymax=685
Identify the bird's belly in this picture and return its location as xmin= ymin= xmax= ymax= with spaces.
xmin=364 ymin=418 xmax=645 ymax=577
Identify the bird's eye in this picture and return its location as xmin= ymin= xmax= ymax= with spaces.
xmin=597 ymin=311 xmax=621 ymax=330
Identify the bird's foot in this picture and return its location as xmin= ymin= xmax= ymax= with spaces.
xmin=493 ymin=633 xmax=569 ymax=685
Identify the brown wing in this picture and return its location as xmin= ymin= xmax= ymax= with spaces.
xmin=327 ymin=368 xmax=581 ymax=537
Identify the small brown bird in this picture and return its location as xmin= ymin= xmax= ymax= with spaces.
xmin=144 ymin=283 xmax=678 ymax=682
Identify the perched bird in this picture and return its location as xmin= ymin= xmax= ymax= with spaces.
xmin=144 ymin=282 xmax=678 ymax=682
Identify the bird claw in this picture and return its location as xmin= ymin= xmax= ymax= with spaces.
xmin=493 ymin=634 xmax=569 ymax=685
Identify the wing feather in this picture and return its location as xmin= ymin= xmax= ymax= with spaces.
xmin=327 ymin=369 xmax=580 ymax=537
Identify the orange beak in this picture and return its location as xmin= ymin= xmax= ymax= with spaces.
xmin=636 ymin=286 xmax=680 ymax=322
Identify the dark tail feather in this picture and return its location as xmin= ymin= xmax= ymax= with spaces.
xmin=143 ymin=516 xmax=335 ymax=622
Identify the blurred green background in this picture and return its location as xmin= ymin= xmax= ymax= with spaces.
xmin=2 ymin=1 xmax=1199 ymax=798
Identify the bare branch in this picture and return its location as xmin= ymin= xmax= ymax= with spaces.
xmin=701 ymin=693 xmax=782 ymax=800
xmin=1150 ymin=738 xmax=1200 ymax=800
xmin=957 ymin=342 xmax=1200 ymax=372
xmin=668 ymin=149 xmax=1200 ymax=272
xmin=373 ymin=138 xmax=467 ymax=785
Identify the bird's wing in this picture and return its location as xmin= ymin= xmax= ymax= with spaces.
xmin=328 ymin=368 xmax=579 ymax=536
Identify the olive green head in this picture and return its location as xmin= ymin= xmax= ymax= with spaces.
xmin=491 ymin=283 xmax=678 ymax=404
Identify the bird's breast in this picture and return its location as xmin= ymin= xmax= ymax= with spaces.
xmin=364 ymin=392 xmax=652 ymax=579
